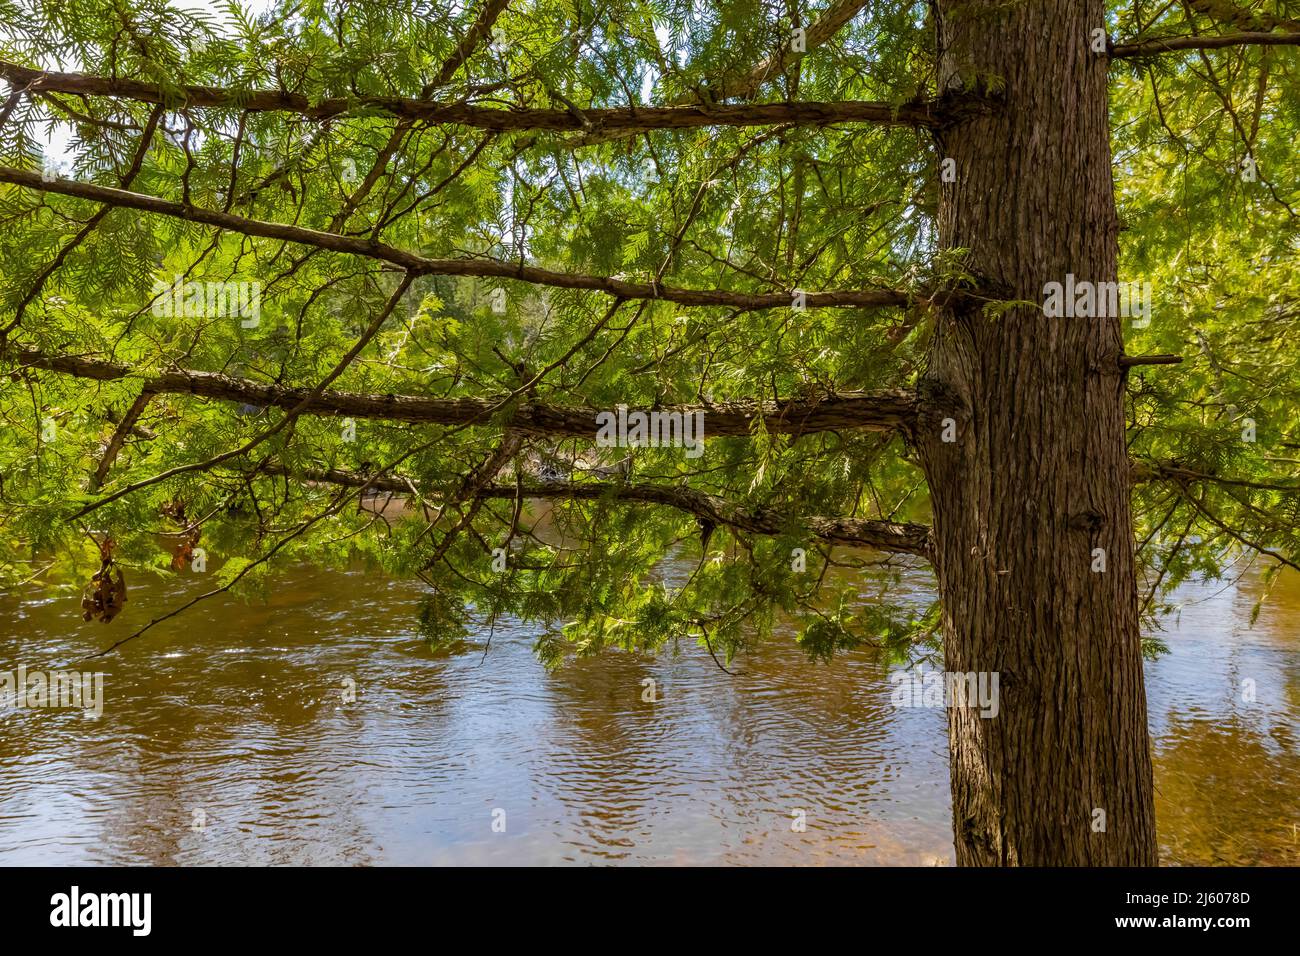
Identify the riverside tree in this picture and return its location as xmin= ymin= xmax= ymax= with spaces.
xmin=1 ymin=0 xmax=1298 ymax=866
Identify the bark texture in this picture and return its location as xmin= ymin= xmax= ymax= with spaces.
xmin=0 ymin=165 xmax=913 ymax=312
xmin=252 ymin=464 xmax=934 ymax=557
xmin=18 ymin=349 xmax=917 ymax=438
xmin=0 ymin=61 xmax=964 ymax=129
xmin=916 ymin=0 xmax=1158 ymax=865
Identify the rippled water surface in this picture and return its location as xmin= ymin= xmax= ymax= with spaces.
xmin=1 ymin=561 xmax=1297 ymax=865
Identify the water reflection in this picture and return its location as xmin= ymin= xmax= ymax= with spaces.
xmin=1 ymin=562 xmax=1296 ymax=865
xmin=1145 ymin=570 xmax=1300 ymax=865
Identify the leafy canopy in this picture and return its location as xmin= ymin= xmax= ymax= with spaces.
xmin=0 ymin=0 xmax=1296 ymax=663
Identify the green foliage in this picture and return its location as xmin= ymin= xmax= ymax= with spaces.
xmin=0 ymin=0 xmax=1296 ymax=669
xmin=1110 ymin=3 xmax=1300 ymax=630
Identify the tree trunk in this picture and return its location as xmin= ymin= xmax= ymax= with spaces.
xmin=916 ymin=0 xmax=1158 ymax=865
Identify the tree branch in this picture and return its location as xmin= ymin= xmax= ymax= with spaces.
xmin=425 ymin=0 xmax=513 ymax=93
xmin=1118 ymin=352 xmax=1183 ymax=368
xmin=16 ymin=348 xmax=919 ymax=439
xmin=91 ymin=386 xmax=154 ymax=490
xmin=1111 ymin=31 xmax=1300 ymax=58
xmin=64 ymin=273 xmax=416 ymax=521
xmin=255 ymin=462 xmax=933 ymax=557
xmin=0 ymin=60 xmax=963 ymax=130
xmin=1178 ymin=484 xmax=1300 ymax=573
xmin=0 ymin=166 xmax=912 ymax=311
xmin=329 ymin=0 xmax=512 ymax=230
xmin=1130 ymin=459 xmax=1299 ymax=492
xmin=1 ymin=103 xmax=162 ymax=340
xmin=713 ymin=0 xmax=870 ymax=101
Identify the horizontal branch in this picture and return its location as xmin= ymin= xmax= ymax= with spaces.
xmin=1130 ymin=459 xmax=1299 ymax=492
xmin=1111 ymin=31 xmax=1300 ymax=58
xmin=0 ymin=166 xmax=912 ymax=311
xmin=0 ymin=60 xmax=961 ymax=131
xmin=17 ymin=349 xmax=919 ymax=438
xmin=1118 ymin=352 xmax=1183 ymax=368
xmin=256 ymin=462 xmax=933 ymax=557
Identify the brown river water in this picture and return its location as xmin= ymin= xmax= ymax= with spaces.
xmin=1 ymin=557 xmax=1297 ymax=865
